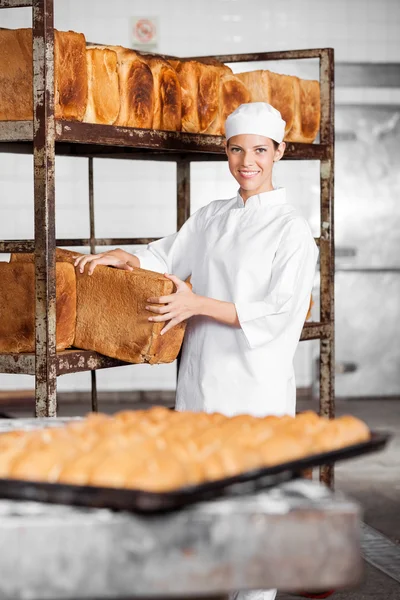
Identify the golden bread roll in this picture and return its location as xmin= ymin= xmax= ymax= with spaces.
xmin=312 ymin=415 xmax=371 ymax=453
xmin=125 ymin=452 xmax=188 ymax=492
xmin=259 ymin=432 xmax=312 ymax=466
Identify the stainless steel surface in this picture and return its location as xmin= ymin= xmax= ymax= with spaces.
xmin=360 ymin=523 xmax=400 ymax=584
xmin=0 ymin=478 xmax=361 ymax=599
xmin=334 ymin=104 xmax=400 ymax=397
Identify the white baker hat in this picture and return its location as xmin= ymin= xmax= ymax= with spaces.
xmin=225 ymin=102 xmax=286 ymax=143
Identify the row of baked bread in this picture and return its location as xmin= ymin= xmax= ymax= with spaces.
xmin=0 ymin=28 xmax=320 ymax=142
xmin=0 ymin=249 xmax=186 ymax=363
xmin=0 ymin=408 xmax=370 ymax=491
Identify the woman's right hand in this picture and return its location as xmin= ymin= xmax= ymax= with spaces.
xmin=74 ymin=250 xmax=137 ymax=276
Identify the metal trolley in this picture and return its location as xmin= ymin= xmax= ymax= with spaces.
xmin=0 ymin=1 xmax=334 ymax=482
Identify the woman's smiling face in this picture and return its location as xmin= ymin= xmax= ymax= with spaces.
xmin=226 ymin=134 xmax=285 ymax=201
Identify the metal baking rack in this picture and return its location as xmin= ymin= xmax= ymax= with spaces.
xmin=0 ymin=0 xmax=334 ymax=485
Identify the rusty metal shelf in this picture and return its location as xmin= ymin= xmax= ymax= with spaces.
xmin=0 ymin=120 xmax=329 ymax=161
xmin=0 ymin=349 xmax=130 ymax=376
xmin=0 ymin=322 xmax=330 ymax=376
xmin=0 ymin=0 xmax=32 ymax=7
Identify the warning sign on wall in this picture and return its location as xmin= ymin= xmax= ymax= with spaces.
xmin=131 ymin=17 xmax=158 ymax=50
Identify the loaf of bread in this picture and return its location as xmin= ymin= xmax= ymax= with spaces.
xmin=105 ymin=46 xmax=155 ymax=128
xmin=171 ymin=59 xmax=250 ymax=136
xmin=0 ymin=28 xmax=87 ymax=121
xmin=236 ymin=69 xmax=320 ymax=143
xmin=210 ymin=64 xmax=251 ymax=136
xmin=0 ymin=262 xmax=76 ymax=352
xmin=286 ymin=78 xmax=320 ymax=143
xmin=140 ymin=54 xmax=182 ymax=131
xmin=74 ymin=265 xmax=186 ymax=364
xmin=0 ymin=28 xmax=33 ymax=120
xmin=0 ymin=408 xmax=371 ymax=491
xmin=10 ymin=248 xmax=80 ymax=265
xmin=54 ymin=30 xmax=88 ymax=120
xmin=171 ymin=60 xmax=220 ymax=133
xmin=84 ymin=46 xmax=120 ymax=125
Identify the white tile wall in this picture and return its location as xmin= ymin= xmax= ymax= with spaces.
xmin=0 ymin=0 xmax=399 ymax=394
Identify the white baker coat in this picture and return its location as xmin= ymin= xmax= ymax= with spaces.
xmin=134 ymin=188 xmax=318 ymax=418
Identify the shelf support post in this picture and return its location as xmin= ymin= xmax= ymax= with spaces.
xmin=176 ymin=160 xmax=191 ymax=383
xmin=88 ymin=157 xmax=98 ymax=412
xmin=319 ymin=48 xmax=335 ymax=487
xmin=32 ymin=0 xmax=57 ymax=417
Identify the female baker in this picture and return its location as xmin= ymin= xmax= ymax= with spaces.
xmin=75 ymin=102 xmax=319 ymax=600
xmin=75 ymin=102 xmax=319 ymax=422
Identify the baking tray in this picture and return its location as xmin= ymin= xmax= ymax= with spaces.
xmin=0 ymin=431 xmax=390 ymax=513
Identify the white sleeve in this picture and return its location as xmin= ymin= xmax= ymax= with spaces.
xmin=133 ymin=210 xmax=200 ymax=279
xmin=235 ymin=220 xmax=319 ymax=350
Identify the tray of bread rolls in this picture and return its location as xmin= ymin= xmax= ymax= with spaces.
xmin=0 ymin=408 xmax=390 ymax=513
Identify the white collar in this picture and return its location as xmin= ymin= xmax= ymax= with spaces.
xmin=235 ymin=187 xmax=286 ymax=209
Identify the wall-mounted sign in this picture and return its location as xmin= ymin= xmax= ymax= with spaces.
xmin=131 ymin=17 xmax=158 ymax=50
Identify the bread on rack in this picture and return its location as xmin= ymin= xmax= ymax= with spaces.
xmin=0 ymin=262 xmax=76 ymax=353
xmin=104 ymin=46 xmax=155 ymax=128
xmin=203 ymin=61 xmax=250 ymax=136
xmin=10 ymin=248 xmax=80 ymax=265
xmin=0 ymin=28 xmax=88 ymax=121
xmin=0 ymin=409 xmax=371 ymax=491
xmin=0 ymin=28 xmax=33 ymax=120
xmin=84 ymin=46 xmax=120 ymax=125
xmin=236 ymin=69 xmax=320 ymax=143
xmin=74 ymin=265 xmax=187 ymax=364
xmin=285 ymin=78 xmax=320 ymax=143
xmin=171 ymin=60 xmax=221 ymax=133
xmin=54 ymin=30 xmax=88 ymax=121
xmin=171 ymin=59 xmax=249 ymax=135
xmin=139 ymin=53 xmax=182 ymax=131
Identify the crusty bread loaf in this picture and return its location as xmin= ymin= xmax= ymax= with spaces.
xmin=0 ymin=28 xmax=87 ymax=121
xmin=236 ymin=69 xmax=320 ymax=143
xmin=171 ymin=59 xmax=249 ymax=136
xmin=0 ymin=262 xmax=76 ymax=353
xmin=106 ymin=45 xmax=154 ymax=128
xmin=54 ymin=30 xmax=88 ymax=120
xmin=285 ymin=78 xmax=320 ymax=143
xmin=84 ymin=47 xmax=120 ymax=125
xmin=10 ymin=248 xmax=81 ymax=265
xmin=0 ymin=409 xmax=371 ymax=491
xmin=172 ymin=60 xmax=220 ymax=133
xmin=205 ymin=63 xmax=250 ymax=135
xmin=0 ymin=28 xmax=33 ymax=120
xmin=140 ymin=54 xmax=182 ymax=131
xmin=74 ymin=265 xmax=186 ymax=364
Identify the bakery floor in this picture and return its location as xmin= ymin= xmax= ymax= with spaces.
xmin=0 ymin=391 xmax=399 ymax=599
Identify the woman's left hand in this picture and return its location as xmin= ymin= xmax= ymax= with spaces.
xmin=145 ymin=274 xmax=202 ymax=335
